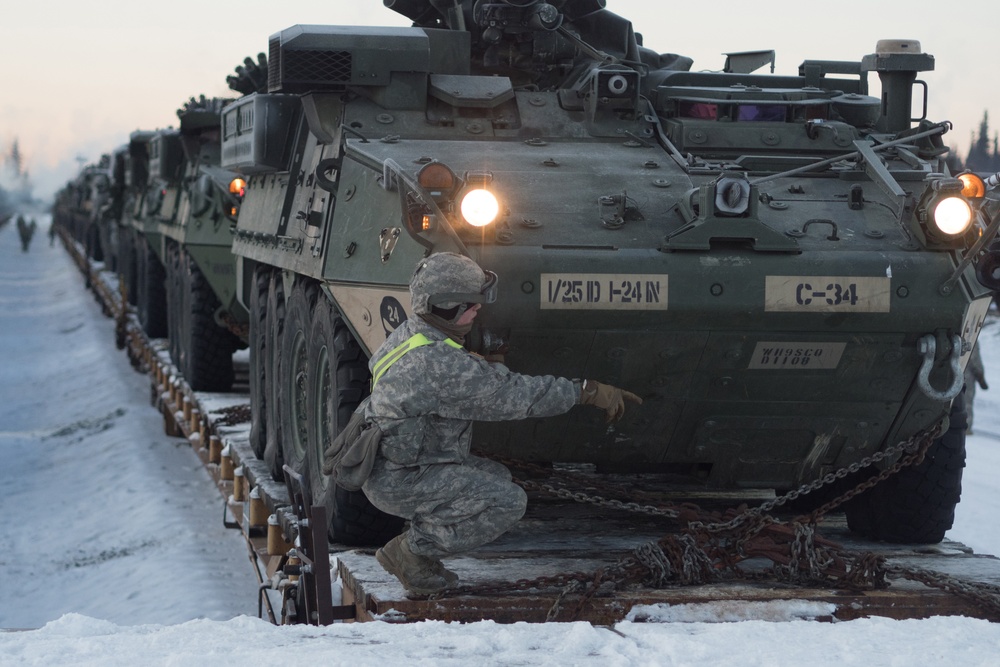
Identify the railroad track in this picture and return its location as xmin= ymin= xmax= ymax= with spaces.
xmin=60 ymin=230 xmax=1000 ymax=625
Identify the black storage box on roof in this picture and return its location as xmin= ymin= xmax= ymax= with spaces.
xmin=267 ymin=25 xmax=428 ymax=92
xmin=125 ymin=131 xmax=154 ymax=189
xmin=148 ymin=131 xmax=184 ymax=183
xmin=220 ymin=93 xmax=300 ymax=174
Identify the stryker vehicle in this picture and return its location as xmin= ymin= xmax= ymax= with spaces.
xmin=112 ymin=130 xmax=155 ymax=312
xmin=151 ymin=98 xmax=248 ymax=391
xmin=125 ymin=127 xmax=179 ymax=339
xmin=53 ymin=159 xmax=111 ymax=262
xmin=222 ymin=0 xmax=1000 ymax=546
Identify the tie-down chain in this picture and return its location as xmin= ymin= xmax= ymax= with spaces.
xmin=425 ymin=422 xmax=1000 ymax=621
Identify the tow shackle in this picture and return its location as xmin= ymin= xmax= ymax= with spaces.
xmin=916 ymin=334 xmax=965 ymax=402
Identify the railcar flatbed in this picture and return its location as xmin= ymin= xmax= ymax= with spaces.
xmin=64 ymin=235 xmax=1000 ymax=624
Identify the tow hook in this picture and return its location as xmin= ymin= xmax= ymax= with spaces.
xmin=916 ymin=334 xmax=965 ymax=401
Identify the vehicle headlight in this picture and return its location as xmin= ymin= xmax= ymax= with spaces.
xmin=460 ymin=189 xmax=499 ymax=227
xmin=932 ymin=196 xmax=973 ymax=236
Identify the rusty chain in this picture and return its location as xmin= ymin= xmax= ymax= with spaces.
xmin=514 ymin=477 xmax=681 ymax=520
xmin=692 ymin=423 xmax=941 ymax=533
xmin=889 ymin=564 xmax=1000 ymax=618
xmin=429 ymin=422 xmax=1000 ymax=621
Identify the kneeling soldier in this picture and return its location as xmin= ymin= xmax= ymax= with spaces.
xmin=361 ymin=252 xmax=641 ymax=595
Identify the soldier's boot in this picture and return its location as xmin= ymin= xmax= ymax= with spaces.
xmin=376 ymin=534 xmax=457 ymax=595
xmin=431 ymin=559 xmax=460 ymax=587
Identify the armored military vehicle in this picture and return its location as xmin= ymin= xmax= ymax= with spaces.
xmin=222 ymin=0 xmax=1000 ymax=545
xmin=123 ymin=128 xmax=185 ymax=340
xmin=111 ymin=130 xmax=155 ymax=310
xmin=52 ymin=159 xmax=111 ymax=262
xmin=116 ymin=102 xmax=248 ymax=389
xmin=150 ymin=98 xmax=248 ymax=392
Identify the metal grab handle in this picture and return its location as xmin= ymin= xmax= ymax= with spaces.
xmin=916 ymin=334 xmax=964 ymax=401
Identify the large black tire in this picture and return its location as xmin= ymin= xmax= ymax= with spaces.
xmin=165 ymin=243 xmax=183 ymax=366
xmin=118 ymin=227 xmax=138 ymax=306
xmin=306 ymin=295 xmax=403 ymax=546
xmin=262 ymin=273 xmax=286 ymax=481
xmin=278 ymin=282 xmax=317 ymax=479
xmin=248 ymin=266 xmax=270 ymax=459
xmin=136 ymin=237 xmax=168 ymax=338
xmin=99 ymin=222 xmax=117 ymax=272
xmin=176 ymin=250 xmax=238 ymax=392
xmin=85 ymin=222 xmax=104 ymax=263
xmin=845 ymin=392 xmax=967 ymax=544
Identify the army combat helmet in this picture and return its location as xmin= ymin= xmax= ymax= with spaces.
xmin=410 ymin=252 xmax=498 ymax=320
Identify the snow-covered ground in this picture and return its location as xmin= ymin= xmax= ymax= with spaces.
xmin=0 ymin=217 xmax=259 ymax=630
xmin=1 ymin=217 xmax=999 ymax=665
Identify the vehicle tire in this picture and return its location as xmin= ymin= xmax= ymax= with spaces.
xmin=248 ymin=265 xmax=270 ymax=459
xmin=136 ymin=237 xmax=168 ymax=338
xmin=844 ymin=392 xmax=967 ymax=544
xmin=176 ymin=249 xmax=238 ymax=392
xmin=119 ymin=227 xmax=138 ymax=306
xmin=262 ymin=273 xmax=286 ymax=481
xmin=165 ymin=243 xmax=182 ymax=365
xmin=85 ymin=222 xmax=104 ymax=263
xmin=306 ymin=295 xmax=403 ymax=545
xmin=278 ymin=281 xmax=317 ymax=481
xmin=100 ymin=222 xmax=118 ymax=273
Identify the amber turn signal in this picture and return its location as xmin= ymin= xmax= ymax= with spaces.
xmin=229 ymin=178 xmax=247 ymax=196
xmin=958 ymin=173 xmax=986 ymax=199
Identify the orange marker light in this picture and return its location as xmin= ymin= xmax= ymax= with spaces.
xmin=229 ymin=178 xmax=247 ymax=197
xmin=417 ymin=162 xmax=455 ymax=191
xmin=958 ymin=173 xmax=986 ymax=199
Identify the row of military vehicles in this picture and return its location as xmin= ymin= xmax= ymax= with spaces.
xmin=53 ymin=0 xmax=1000 ymax=549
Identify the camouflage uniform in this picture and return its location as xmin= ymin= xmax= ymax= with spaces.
xmin=363 ymin=253 xmax=637 ymax=595
xmin=362 ymin=315 xmax=579 ymax=558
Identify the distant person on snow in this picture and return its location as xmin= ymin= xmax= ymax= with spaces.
xmin=330 ymin=252 xmax=642 ymax=596
xmin=16 ymin=215 xmax=37 ymax=252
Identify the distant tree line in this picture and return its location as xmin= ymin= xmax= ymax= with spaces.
xmin=960 ymin=111 xmax=1000 ymax=174
xmin=1 ymin=138 xmax=36 ymax=224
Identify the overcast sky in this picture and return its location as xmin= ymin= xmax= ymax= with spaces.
xmin=3 ymin=1 xmax=998 ymax=198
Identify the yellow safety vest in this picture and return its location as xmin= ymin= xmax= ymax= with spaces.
xmin=371 ymin=333 xmax=463 ymax=389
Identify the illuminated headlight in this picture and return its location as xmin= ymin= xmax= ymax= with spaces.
xmin=932 ymin=196 xmax=973 ymax=236
xmin=460 ymin=189 xmax=499 ymax=227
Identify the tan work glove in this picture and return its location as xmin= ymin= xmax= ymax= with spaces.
xmin=580 ymin=380 xmax=643 ymax=423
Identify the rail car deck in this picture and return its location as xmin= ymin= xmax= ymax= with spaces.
xmin=331 ymin=504 xmax=1000 ymax=624
xmin=65 ymin=237 xmax=1000 ymax=624
xmin=147 ymin=339 xmax=1000 ymax=625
